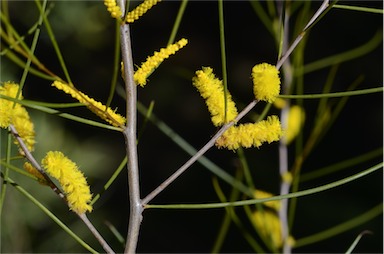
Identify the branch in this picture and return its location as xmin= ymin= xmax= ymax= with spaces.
xmin=118 ymin=1 xmax=143 ymax=253
xmin=141 ymin=100 xmax=258 ymax=205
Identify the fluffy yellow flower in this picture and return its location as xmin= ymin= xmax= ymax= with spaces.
xmin=52 ymin=81 xmax=126 ymax=127
xmin=41 ymin=151 xmax=93 ymax=214
xmin=0 ymin=82 xmax=35 ymax=151
xmin=192 ymin=67 xmax=238 ymax=126
xmin=252 ymin=63 xmax=281 ymax=103
xmin=284 ymin=105 xmax=305 ymax=145
xmin=216 ymin=115 xmax=282 ymax=150
xmin=104 ymin=0 xmax=122 ymax=19
xmin=134 ymin=38 xmax=188 ymax=86
xmin=126 ymin=0 xmax=161 ymax=23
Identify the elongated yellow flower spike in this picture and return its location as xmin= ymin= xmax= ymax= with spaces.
xmin=192 ymin=67 xmax=238 ymax=126
xmin=252 ymin=63 xmax=281 ymax=103
xmin=216 ymin=115 xmax=282 ymax=150
xmin=41 ymin=151 xmax=93 ymax=214
xmin=104 ymin=0 xmax=122 ymax=19
xmin=0 ymin=82 xmax=35 ymax=151
xmin=134 ymin=38 xmax=188 ymax=87
xmin=52 ymin=81 xmax=126 ymax=127
xmin=252 ymin=210 xmax=284 ymax=248
xmin=126 ymin=0 xmax=161 ymax=23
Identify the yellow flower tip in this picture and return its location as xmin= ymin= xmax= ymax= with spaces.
xmin=42 ymin=151 xmax=93 ymax=214
xmin=134 ymin=38 xmax=188 ymax=87
xmin=0 ymin=82 xmax=35 ymax=152
xmin=216 ymin=115 xmax=282 ymax=150
xmin=104 ymin=0 xmax=122 ymax=19
xmin=52 ymin=80 xmax=126 ymax=128
xmin=125 ymin=0 xmax=162 ymax=23
xmin=252 ymin=63 xmax=281 ymax=103
xmin=284 ymin=105 xmax=305 ymax=145
xmin=253 ymin=189 xmax=280 ymax=211
xmin=192 ymin=67 xmax=238 ymax=126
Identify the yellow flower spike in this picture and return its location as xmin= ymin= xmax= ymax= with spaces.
xmin=104 ymin=0 xmax=122 ymax=19
xmin=252 ymin=210 xmax=283 ymax=248
xmin=24 ymin=162 xmax=49 ymax=185
xmin=134 ymin=38 xmax=188 ymax=87
xmin=125 ymin=0 xmax=161 ymax=23
xmin=41 ymin=151 xmax=93 ymax=214
xmin=252 ymin=63 xmax=281 ymax=103
xmin=216 ymin=115 xmax=282 ymax=150
xmin=192 ymin=67 xmax=238 ymax=126
xmin=284 ymin=105 xmax=305 ymax=145
xmin=0 ymin=82 xmax=35 ymax=152
xmin=253 ymin=189 xmax=280 ymax=211
xmin=52 ymin=81 xmax=126 ymax=127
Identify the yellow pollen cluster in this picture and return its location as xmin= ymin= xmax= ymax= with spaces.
xmin=104 ymin=0 xmax=122 ymax=19
xmin=192 ymin=67 xmax=238 ymax=126
xmin=252 ymin=63 xmax=281 ymax=103
xmin=41 ymin=151 xmax=93 ymax=214
xmin=0 ymin=82 xmax=35 ymax=152
xmin=134 ymin=38 xmax=188 ymax=86
xmin=52 ymin=81 xmax=126 ymax=127
xmin=216 ymin=115 xmax=282 ymax=150
xmin=126 ymin=0 xmax=161 ymax=23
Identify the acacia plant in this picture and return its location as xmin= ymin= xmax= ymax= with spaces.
xmin=1 ymin=0 xmax=382 ymax=253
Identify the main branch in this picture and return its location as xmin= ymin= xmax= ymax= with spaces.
xmin=119 ymin=2 xmax=142 ymax=253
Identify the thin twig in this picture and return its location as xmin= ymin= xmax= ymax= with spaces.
xmin=78 ymin=213 xmax=115 ymax=254
xmin=276 ymin=0 xmax=330 ymax=70
xmin=9 ymin=124 xmax=64 ymax=198
xmin=118 ymin=1 xmax=143 ymax=253
xmin=141 ymin=100 xmax=258 ymax=206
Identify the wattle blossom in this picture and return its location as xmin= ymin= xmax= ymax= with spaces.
xmin=192 ymin=67 xmax=238 ymax=126
xmin=252 ymin=63 xmax=281 ymax=103
xmin=42 ymin=151 xmax=93 ymax=214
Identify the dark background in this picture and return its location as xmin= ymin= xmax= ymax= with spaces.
xmin=1 ymin=1 xmax=382 ymax=253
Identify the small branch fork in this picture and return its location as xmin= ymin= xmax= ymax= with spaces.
xmin=119 ymin=0 xmax=332 ymax=253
